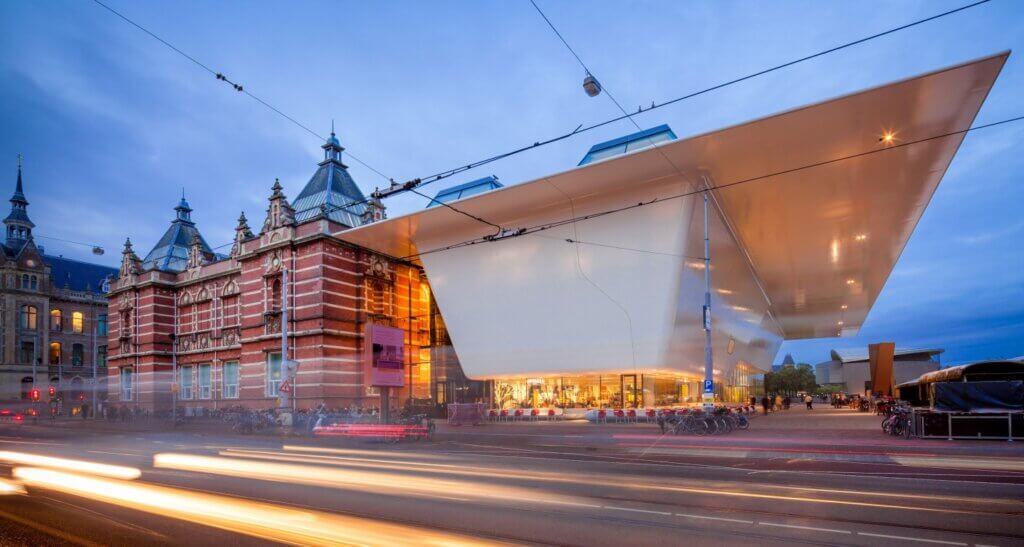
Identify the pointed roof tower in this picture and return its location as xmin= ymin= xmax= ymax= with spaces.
xmin=141 ymin=193 xmax=217 ymax=271
xmin=5 ymin=154 xmax=35 ymax=251
xmin=291 ymin=125 xmax=375 ymax=228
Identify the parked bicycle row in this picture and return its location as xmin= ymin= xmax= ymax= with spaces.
xmin=656 ymin=406 xmax=756 ymax=435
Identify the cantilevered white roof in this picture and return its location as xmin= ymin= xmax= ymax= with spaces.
xmin=334 ymin=52 xmax=1008 ymax=341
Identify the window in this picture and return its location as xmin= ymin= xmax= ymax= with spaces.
xmin=97 ymin=314 xmax=108 ymax=336
xmin=223 ymin=361 xmax=239 ymax=399
xmin=72 ymin=312 xmax=84 ymax=333
xmin=270 ymin=278 xmax=282 ymax=311
xmin=72 ymin=343 xmax=84 ymax=366
xmin=30 ymin=276 xmax=37 ymax=290
xmin=120 ymin=368 xmax=133 ymax=401
xmin=20 ymin=305 xmax=37 ymax=330
xmin=50 ymin=309 xmax=62 ymax=331
xmin=198 ymin=364 xmax=211 ymax=399
xmin=20 ymin=274 xmax=28 ymax=289
xmin=20 ymin=377 xmax=33 ymax=400
xmin=266 ymin=353 xmax=282 ymax=396
xmin=180 ymin=366 xmax=193 ymax=400
xmin=20 ymin=341 xmax=34 ymax=365
xmin=97 ymin=346 xmax=107 ymax=368
xmin=49 ymin=342 xmax=61 ymax=365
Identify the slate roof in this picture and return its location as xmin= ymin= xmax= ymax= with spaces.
xmin=44 ymin=254 xmax=118 ymax=293
xmin=292 ymin=132 xmax=370 ymax=228
xmin=141 ymin=197 xmax=218 ymax=272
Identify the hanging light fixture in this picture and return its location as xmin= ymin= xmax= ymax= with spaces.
xmin=582 ymin=73 xmax=601 ymax=97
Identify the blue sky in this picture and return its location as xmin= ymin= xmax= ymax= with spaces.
xmin=1 ymin=1 xmax=1022 ymax=365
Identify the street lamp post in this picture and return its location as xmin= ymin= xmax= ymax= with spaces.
xmin=702 ymin=191 xmax=715 ymax=410
xmin=169 ymin=333 xmax=177 ymax=422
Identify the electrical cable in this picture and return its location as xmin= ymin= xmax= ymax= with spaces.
xmin=367 ymin=0 xmax=991 ymax=200
xmin=89 ymin=0 xmax=391 ymax=182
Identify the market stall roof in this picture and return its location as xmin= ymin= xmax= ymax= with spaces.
xmin=333 ymin=52 xmax=1008 ymax=340
xmin=897 ymin=360 xmax=1024 ymax=388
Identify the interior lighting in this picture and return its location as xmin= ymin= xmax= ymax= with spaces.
xmin=841 ymin=305 xmax=848 ymax=310
xmin=846 ymin=279 xmax=856 ymax=285
xmin=880 ymin=131 xmax=896 ymax=145
xmin=854 ymin=234 xmax=868 ymax=241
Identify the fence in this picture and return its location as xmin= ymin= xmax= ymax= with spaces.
xmin=914 ymin=410 xmax=1023 ymax=441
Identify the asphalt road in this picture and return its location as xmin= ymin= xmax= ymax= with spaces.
xmin=0 ymin=419 xmax=1021 ymax=546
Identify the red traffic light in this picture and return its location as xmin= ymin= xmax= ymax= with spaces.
xmin=29 ymin=389 xmax=40 ymax=401
xmin=47 ymin=386 xmax=56 ymax=397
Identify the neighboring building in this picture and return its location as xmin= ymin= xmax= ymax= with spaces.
xmin=0 ymin=158 xmax=116 ymax=409
xmin=107 ymin=131 xmax=461 ymax=414
xmin=814 ymin=347 xmax=943 ymax=395
xmin=772 ymin=353 xmax=796 ymax=373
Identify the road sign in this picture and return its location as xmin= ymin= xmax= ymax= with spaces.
xmin=703 ymin=379 xmax=713 ymax=393
xmin=278 ymin=379 xmax=292 ymax=393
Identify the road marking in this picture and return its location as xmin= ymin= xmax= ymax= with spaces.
xmin=855 ymin=532 xmax=966 ymax=545
xmin=88 ymin=450 xmax=141 ymax=457
xmin=758 ymin=522 xmax=851 ymax=534
xmin=676 ymin=513 xmax=754 ymax=524
xmin=539 ymin=499 xmax=602 ymax=509
xmin=603 ymin=506 xmax=672 ymax=516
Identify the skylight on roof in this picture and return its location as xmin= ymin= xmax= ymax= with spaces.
xmin=579 ymin=124 xmax=677 ymax=166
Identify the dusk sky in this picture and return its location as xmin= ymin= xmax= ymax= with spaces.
xmin=1 ymin=0 xmax=1021 ymax=365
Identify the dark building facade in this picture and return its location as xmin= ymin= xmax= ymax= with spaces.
xmin=0 ymin=157 xmax=116 ymax=410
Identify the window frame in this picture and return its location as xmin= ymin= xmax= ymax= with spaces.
xmin=71 ymin=311 xmax=84 ymax=334
xmin=49 ymin=342 xmax=61 ymax=365
xmin=71 ymin=343 xmax=84 ymax=366
xmin=180 ymin=365 xmax=194 ymax=400
xmin=223 ymin=361 xmax=239 ymax=399
xmin=266 ymin=353 xmax=282 ymax=397
xmin=20 ymin=305 xmax=37 ymax=330
xmin=120 ymin=368 xmax=134 ymax=401
xmin=97 ymin=314 xmax=108 ymax=336
xmin=198 ymin=364 xmax=212 ymax=400
xmin=50 ymin=309 xmax=62 ymax=331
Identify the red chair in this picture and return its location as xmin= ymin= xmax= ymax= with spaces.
xmin=645 ymin=409 xmax=656 ymax=422
xmin=547 ymin=408 xmax=557 ymax=421
xmin=530 ymin=408 xmax=540 ymax=421
xmin=614 ymin=409 xmax=625 ymax=423
xmin=627 ymin=409 xmax=637 ymax=423
xmin=597 ymin=410 xmax=607 ymax=423
xmin=488 ymin=409 xmax=498 ymax=421
xmin=499 ymin=409 xmax=509 ymax=422
xmin=513 ymin=409 xmax=524 ymax=421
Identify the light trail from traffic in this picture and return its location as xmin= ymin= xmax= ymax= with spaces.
xmin=154 ymin=452 xmax=578 ymax=506
xmin=0 ymin=451 xmax=142 ymax=480
xmin=12 ymin=467 xmax=495 ymax=547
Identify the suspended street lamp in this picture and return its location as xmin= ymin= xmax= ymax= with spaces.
xmin=582 ymin=73 xmax=602 ymax=97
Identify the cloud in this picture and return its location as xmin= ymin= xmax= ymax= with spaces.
xmin=954 ymin=219 xmax=1024 ymax=245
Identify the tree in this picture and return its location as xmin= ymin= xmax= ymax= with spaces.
xmin=764 ymin=363 xmax=817 ymax=396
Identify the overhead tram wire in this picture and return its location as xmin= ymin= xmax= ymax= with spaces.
xmin=396 ymin=115 xmax=1024 ymax=263
xmin=89 ymin=0 xmax=391 ymax=183
xmin=364 ymin=0 xmax=990 ymax=202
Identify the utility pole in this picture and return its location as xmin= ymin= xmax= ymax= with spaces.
xmin=702 ymin=191 xmax=715 ymax=410
xmin=280 ymin=267 xmax=289 ymax=410
xmin=170 ymin=333 xmax=177 ymax=422
xmin=91 ymin=304 xmax=97 ymax=419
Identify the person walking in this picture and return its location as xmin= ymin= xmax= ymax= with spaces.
xmin=761 ymin=395 xmax=770 ymax=415
xmin=804 ymin=394 xmax=813 ymax=410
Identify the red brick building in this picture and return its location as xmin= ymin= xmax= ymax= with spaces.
xmin=107 ymin=133 xmax=464 ymax=413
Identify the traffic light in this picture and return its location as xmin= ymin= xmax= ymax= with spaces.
xmin=47 ymin=386 xmax=56 ymax=397
xmin=29 ymin=388 xmax=40 ymax=401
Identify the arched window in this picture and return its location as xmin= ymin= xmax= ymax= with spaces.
xmin=20 ymin=274 xmax=28 ymax=289
xmin=30 ymin=276 xmax=37 ymax=290
xmin=72 ymin=344 xmax=84 ymax=366
xmin=20 ymin=305 xmax=37 ymax=330
xmin=50 ymin=309 xmax=62 ymax=331
xmin=49 ymin=342 xmax=61 ymax=365
xmin=270 ymin=278 xmax=282 ymax=311
xmin=72 ymin=311 xmax=84 ymax=333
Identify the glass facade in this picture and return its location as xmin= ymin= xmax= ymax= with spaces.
xmin=490 ymin=368 xmax=763 ymax=409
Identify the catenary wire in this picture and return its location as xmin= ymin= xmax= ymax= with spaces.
xmin=34 ymin=234 xmax=107 ymax=251
xmin=89 ymin=0 xmax=391 ymax=182
xmin=397 ymin=115 xmax=1024 ymax=263
xmin=364 ymin=0 xmax=991 ymax=200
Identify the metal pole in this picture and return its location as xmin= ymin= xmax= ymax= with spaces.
xmin=702 ymin=191 xmax=714 ymax=410
xmin=171 ymin=334 xmax=177 ymax=422
xmin=280 ymin=267 xmax=289 ymax=410
xmin=91 ymin=303 xmax=98 ymax=418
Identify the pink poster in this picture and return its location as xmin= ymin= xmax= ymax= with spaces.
xmin=364 ymin=323 xmax=406 ymax=387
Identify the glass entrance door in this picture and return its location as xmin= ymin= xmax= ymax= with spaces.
xmin=621 ymin=374 xmax=638 ymax=408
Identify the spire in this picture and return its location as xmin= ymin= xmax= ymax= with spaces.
xmin=322 ymin=123 xmax=346 ymax=167
xmin=261 ymin=178 xmax=295 ymax=234
xmin=186 ymin=232 xmax=207 ymax=269
xmin=119 ymin=237 xmax=141 ymax=278
xmin=175 ymin=191 xmax=193 ymax=223
xmin=231 ymin=211 xmax=254 ymax=257
xmin=5 ymin=154 xmax=34 ymax=248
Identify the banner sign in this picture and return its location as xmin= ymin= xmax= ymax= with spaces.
xmin=364 ymin=323 xmax=406 ymax=387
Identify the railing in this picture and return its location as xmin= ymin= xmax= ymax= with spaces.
xmin=914 ymin=409 xmax=1022 ymax=441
